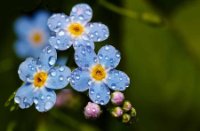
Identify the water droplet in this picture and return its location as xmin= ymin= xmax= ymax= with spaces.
xmin=67 ymin=76 xmax=71 ymax=82
xmin=105 ymin=56 xmax=109 ymax=60
xmin=100 ymin=100 xmax=104 ymax=105
xmin=47 ymin=95 xmax=51 ymax=100
xmin=96 ymin=94 xmax=100 ymax=98
xmin=14 ymin=96 xmax=21 ymax=103
xmin=90 ymin=88 xmax=94 ymax=94
xmin=97 ymin=38 xmax=101 ymax=42
xmin=116 ymin=52 xmax=120 ymax=58
xmin=34 ymin=98 xmax=38 ymax=104
xmin=90 ymin=34 xmax=94 ymax=38
xmin=86 ymin=9 xmax=92 ymax=15
xmin=125 ymin=82 xmax=129 ymax=88
xmin=50 ymin=70 xmax=56 ymax=77
xmin=59 ymin=66 xmax=65 ymax=72
xmin=40 ymin=95 xmax=44 ymax=100
xmin=93 ymin=57 xmax=97 ymax=63
xmin=49 ymin=56 xmax=56 ymax=66
xmin=78 ymin=15 xmax=84 ymax=20
xmin=111 ymin=83 xmax=116 ymax=89
xmin=71 ymin=79 xmax=75 ymax=85
xmin=58 ymin=30 xmax=65 ymax=36
xmin=45 ymin=101 xmax=54 ymax=111
xmin=81 ymin=49 xmax=86 ymax=55
xmin=23 ymin=97 xmax=27 ymax=103
xmin=56 ymin=39 xmax=61 ymax=44
xmin=57 ymin=22 xmax=61 ymax=26
xmin=88 ymin=80 xmax=93 ymax=86
xmin=36 ymin=105 xmax=40 ymax=110
xmin=75 ymin=55 xmax=79 ymax=61
xmin=105 ymin=46 xmax=110 ymax=50
xmin=75 ymin=74 xmax=80 ymax=80
xmin=98 ymin=54 xmax=103 ymax=59
xmin=59 ymin=75 xmax=64 ymax=81
xmin=18 ymin=69 xmax=21 ymax=75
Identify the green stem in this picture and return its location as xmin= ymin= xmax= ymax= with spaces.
xmin=98 ymin=0 xmax=165 ymax=26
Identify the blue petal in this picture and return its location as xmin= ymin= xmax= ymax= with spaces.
xmin=86 ymin=23 xmax=109 ymax=42
xmin=14 ymin=16 xmax=31 ymax=38
xmin=47 ymin=13 xmax=68 ymax=32
xmin=73 ymin=39 xmax=94 ymax=50
xmin=74 ymin=46 xmax=97 ymax=68
xmin=49 ymin=31 xmax=72 ymax=50
xmin=34 ymin=11 xmax=50 ymax=28
xmin=14 ymin=40 xmax=31 ymax=58
xmin=70 ymin=3 xmax=93 ymax=24
xmin=18 ymin=57 xmax=37 ymax=82
xmin=98 ymin=45 xmax=121 ymax=69
xmin=38 ymin=45 xmax=57 ymax=70
xmin=89 ymin=83 xmax=110 ymax=105
xmin=33 ymin=88 xmax=56 ymax=112
xmin=14 ymin=83 xmax=34 ymax=109
xmin=46 ymin=66 xmax=71 ymax=89
xmin=106 ymin=69 xmax=130 ymax=91
xmin=70 ymin=68 xmax=90 ymax=92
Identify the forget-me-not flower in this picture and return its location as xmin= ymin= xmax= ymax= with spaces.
xmin=14 ymin=45 xmax=71 ymax=112
xmin=70 ymin=45 xmax=130 ymax=105
xmin=14 ymin=11 xmax=50 ymax=58
xmin=47 ymin=3 xmax=109 ymax=50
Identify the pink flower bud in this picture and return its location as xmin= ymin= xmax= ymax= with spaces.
xmin=111 ymin=107 xmax=123 ymax=117
xmin=84 ymin=102 xmax=101 ymax=119
xmin=111 ymin=91 xmax=125 ymax=105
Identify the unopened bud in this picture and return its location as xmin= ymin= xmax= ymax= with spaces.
xmin=122 ymin=113 xmax=131 ymax=123
xmin=111 ymin=107 xmax=123 ymax=117
xmin=111 ymin=91 xmax=124 ymax=105
xmin=130 ymin=107 xmax=136 ymax=117
xmin=122 ymin=101 xmax=132 ymax=111
xmin=84 ymin=102 xmax=101 ymax=119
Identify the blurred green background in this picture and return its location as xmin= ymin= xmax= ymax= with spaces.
xmin=1 ymin=0 xmax=200 ymax=130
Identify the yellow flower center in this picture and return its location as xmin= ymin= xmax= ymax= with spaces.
xmin=33 ymin=72 xmax=48 ymax=88
xmin=68 ymin=23 xmax=84 ymax=37
xmin=91 ymin=64 xmax=107 ymax=81
xmin=31 ymin=32 xmax=43 ymax=45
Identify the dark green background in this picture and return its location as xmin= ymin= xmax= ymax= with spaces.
xmin=1 ymin=0 xmax=200 ymax=131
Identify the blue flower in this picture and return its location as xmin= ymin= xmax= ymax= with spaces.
xmin=70 ymin=45 xmax=130 ymax=105
xmin=14 ymin=45 xmax=71 ymax=112
xmin=47 ymin=3 xmax=109 ymax=50
xmin=14 ymin=11 xmax=50 ymax=58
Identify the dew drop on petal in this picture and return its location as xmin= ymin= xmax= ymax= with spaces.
xmin=59 ymin=66 xmax=65 ymax=72
xmin=14 ymin=96 xmax=21 ymax=103
xmin=90 ymin=88 xmax=94 ymax=94
xmin=44 ymin=101 xmax=54 ymax=111
xmin=111 ymin=83 xmax=116 ymax=89
xmin=59 ymin=75 xmax=64 ymax=81
xmin=49 ymin=56 xmax=56 ymax=66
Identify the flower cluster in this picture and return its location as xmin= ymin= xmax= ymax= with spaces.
xmin=13 ymin=3 xmax=132 ymax=118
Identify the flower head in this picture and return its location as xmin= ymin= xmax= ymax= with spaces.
xmin=14 ymin=45 xmax=71 ymax=112
xmin=14 ymin=11 xmax=50 ymax=58
xmin=70 ymin=45 xmax=130 ymax=105
xmin=47 ymin=3 xmax=109 ymax=50
xmin=84 ymin=102 xmax=101 ymax=119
